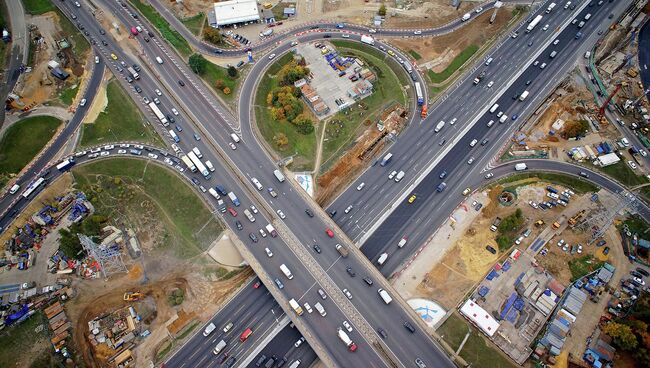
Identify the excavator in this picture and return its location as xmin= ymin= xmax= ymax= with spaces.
xmin=123 ymin=291 xmax=144 ymax=301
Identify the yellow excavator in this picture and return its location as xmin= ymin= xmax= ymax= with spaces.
xmin=123 ymin=292 xmax=144 ymax=301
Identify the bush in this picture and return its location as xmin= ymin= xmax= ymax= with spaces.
xmin=188 ymin=53 xmax=208 ymax=74
xmin=203 ymin=26 xmax=222 ymax=45
xmin=293 ymin=115 xmax=314 ymax=135
xmin=227 ymin=66 xmax=238 ymax=78
xmin=277 ymin=60 xmax=310 ymax=86
xmin=215 ymin=79 xmax=224 ymax=89
xmin=168 ymin=288 xmax=185 ymax=306
xmin=223 ymin=87 xmax=231 ymax=95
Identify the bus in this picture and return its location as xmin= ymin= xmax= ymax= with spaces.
xmin=169 ymin=129 xmax=180 ymax=143
xmin=56 ymin=158 xmax=75 ymax=171
xmin=22 ymin=177 xmax=45 ymax=199
xmin=414 ymin=82 xmax=424 ymax=106
xmin=181 ymin=155 xmax=197 ymax=172
xmin=188 ymin=151 xmax=210 ymax=179
xmin=149 ymin=102 xmax=169 ymax=126
xmin=239 ymin=328 xmax=253 ymax=342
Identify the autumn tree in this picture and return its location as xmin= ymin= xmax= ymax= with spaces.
xmin=223 ymin=87 xmax=231 ymax=95
xmin=603 ymin=322 xmax=638 ymax=350
xmin=203 ymin=26 xmax=222 ymax=45
xmin=215 ymin=79 xmax=224 ymax=89
xmin=278 ymin=61 xmax=310 ymax=86
xmin=273 ymin=133 xmax=289 ymax=147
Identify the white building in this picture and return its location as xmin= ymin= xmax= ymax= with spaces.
xmin=459 ymin=299 xmax=500 ymax=337
xmin=210 ymin=0 xmax=260 ymax=28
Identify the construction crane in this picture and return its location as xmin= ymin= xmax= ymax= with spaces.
xmin=598 ymin=83 xmax=622 ymax=119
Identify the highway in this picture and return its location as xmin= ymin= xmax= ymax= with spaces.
xmin=0 ymin=0 xmax=28 ymax=126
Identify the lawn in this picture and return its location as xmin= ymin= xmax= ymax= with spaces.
xmin=598 ymin=161 xmax=649 ymax=187
xmin=56 ymin=8 xmax=90 ymax=56
xmin=438 ymin=313 xmax=516 ymax=368
xmin=498 ymin=172 xmax=598 ymax=194
xmin=79 ymin=80 xmax=162 ymax=148
xmin=72 ymin=159 xmax=223 ymax=258
xmin=130 ymin=0 xmax=193 ymax=57
xmin=621 ymin=215 xmax=650 ymax=236
xmin=255 ymin=53 xmax=316 ymax=170
xmin=0 ymin=115 xmax=61 ymax=179
xmin=58 ymin=83 xmax=79 ymax=106
xmin=428 ymin=44 xmax=479 ymax=84
xmin=0 ymin=311 xmax=52 ymax=367
xmin=408 ymin=49 xmax=422 ymax=60
xmin=180 ymin=13 xmax=205 ymax=36
xmin=568 ymin=255 xmax=604 ymax=281
xmin=21 ymin=0 xmax=55 ymax=15
xmin=197 ymin=59 xmax=239 ymax=100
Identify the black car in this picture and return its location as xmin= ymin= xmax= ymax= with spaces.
xmin=191 ymin=177 xmax=200 ymax=186
xmin=579 ymin=171 xmax=590 ymax=178
xmin=99 ymin=29 xmax=105 ymax=35
xmin=148 ymin=31 xmax=154 ymax=37
xmin=236 ymin=60 xmax=245 ymax=68
xmin=255 ymin=354 xmax=266 ymax=367
xmin=225 ymin=356 xmax=236 ymax=368
xmin=636 ymin=267 xmax=649 ymax=277
xmin=485 ymin=245 xmax=496 ymax=254
xmin=377 ymin=328 xmax=388 ymax=339
xmin=525 ymin=80 xmax=531 ymax=85
xmin=403 ymin=321 xmax=416 ymax=333
xmin=249 ymin=233 xmax=258 ymax=243
xmin=133 ymin=64 xmax=141 ymax=72
xmin=235 ymin=220 xmax=243 ymax=230
xmin=323 ymin=34 xmax=331 ymax=38
xmin=101 ymin=40 xmax=108 ymax=46
xmin=144 ymin=37 xmax=150 ymax=42
xmin=346 ymin=267 xmax=356 ymax=277
xmin=305 ymin=209 xmax=314 ymax=217
xmin=276 ymin=357 xmax=288 ymax=367
xmin=178 ymin=80 xmax=185 ymax=86
xmin=214 ymin=49 xmax=223 ymax=54
xmin=603 ymin=246 xmax=610 ymax=255
xmin=134 ymin=85 xmax=142 ymax=93
xmin=329 ymin=210 xmax=337 ymax=217
xmin=313 ymin=244 xmax=322 ymax=253
xmin=363 ymin=277 xmax=373 ymax=286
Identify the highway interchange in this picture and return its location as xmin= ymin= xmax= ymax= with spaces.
xmin=0 ymin=0 xmax=644 ymax=367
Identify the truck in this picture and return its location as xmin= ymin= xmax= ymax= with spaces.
xmin=315 ymin=302 xmax=327 ymax=316
xmin=188 ymin=151 xmax=210 ymax=178
xmin=360 ymin=35 xmax=375 ymax=46
xmin=377 ymin=253 xmax=388 ymax=265
xmin=473 ymin=70 xmax=486 ymax=85
xmin=227 ymin=191 xmax=240 ymax=206
xmin=519 ymin=90 xmax=529 ymax=101
xmin=280 ymin=264 xmax=294 ymax=279
xmin=208 ymin=188 xmax=220 ymax=200
xmin=380 ymin=153 xmax=393 ymax=166
xmin=421 ymin=104 xmax=428 ymax=119
xmin=545 ymin=2 xmax=556 ymax=13
xmin=213 ymin=340 xmax=227 ymax=355
xmin=461 ymin=13 xmax=471 ymax=22
xmin=434 ymin=120 xmax=445 ymax=133
xmin=181 ymin=155 xmax=197 ymax=172
xmin=243 ymin=209 xmax=256 ymax=223
xmin=266 ymin=223 xmax=278 ymax=237
xmin=515 ymin=163 xmax=528 ymax=171
xmin=259 ymin=29 xmax=273 ymax=38
xmin=490 ymin=217 xmax=502 ymax=232
xmin=273 ymin=169 xmax=285 ymax=182
xmin=527 ymin=15 xmax=543 ymax=32
xmin=337 ymin=328 xmax=358 ymax=352
xmin=127 ymin=66 xmax=140 ymax=80
xmin=289 ymin=298 xmax=304 ymax=316
xmin=377 ymin=288 xmax=393 ymax=304
xmin=335 ymin=244 xmax=349 ymax=258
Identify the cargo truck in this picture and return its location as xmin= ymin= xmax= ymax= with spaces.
xmin=527 ymin=15 xmax=543 ymax=32
xmin=335 ymin=244 xmax=349 ymax=258
xmin=360 ymin=35 xmax=375 ymax=45
xmin=519 ymin=90 xmax=529 ymax=101
xmin=490 ymin=217 xmax=502 ymax=232
xmin=289 ymin=299 xmax=304 ymax=315
xmin=380 ymin=153 xmax=393 ymax=166
xmin=337 ymin=328 xmax=358 ymax=352
xmin=515 ymin=163 xmax=528 ymax=171
xmin=421 ymin=105 xmax=428 ymax=118
xmin=227 ymin=192 xmax=240 ymax=206
xmin=208 ymin=188 xmax=220 ymax=200
xmin=266 ymin=224 xmax=278 ymax=237
xmin=127 ymin=67 xmax=140 ymax=80
xmin=280 ymin=264 xmax=293 ymax=279
xmin=434 ymin=120 xmax=445 ymax=133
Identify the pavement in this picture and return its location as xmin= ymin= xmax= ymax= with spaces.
xmin=0 ymin=0 xmax=28 ymax=126
xmin=638 ymin=16 xmax=650 ymax=106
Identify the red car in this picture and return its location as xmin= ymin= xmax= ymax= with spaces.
xmin=326 ymin=228 xmax=334 ymax=238
xmin=253 ymin=281 xmax=261 ymax=289
xmin=228 ymin=207 xmax=237 ymax=217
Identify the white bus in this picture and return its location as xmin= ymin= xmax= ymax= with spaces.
xmin=22 ymin=177 xmax=45 ymax=199
xmin=149 ymin=102 xmax=168 ymax=126
xmin=188 ymin=151 xmax=210 ymax=178
xmin=181 ymin=155 xmax=197 ymax=172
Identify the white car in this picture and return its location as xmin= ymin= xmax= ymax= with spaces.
xmin=540 ymin=63 xmax=547 ymax=69
xmin=413 ymin=30 xmax=422 ymax=35
xmin=487 ymin=81 xmax=494 ymax=88
xmin=268 ymin=53 xmax=276 ymax=59
xmin=229 ymin=142 xmax=237 ymax=150
xmin=294 ymin=337 xmax=305 ymax=348
xmin=304 ymin=303 xmax=313 ymax=313
xmin=79 ymin=98 xmax=87 ymax=107
xmin=74 ymin=1 xmax=80 ymax=7
xmin=557 ymin=239 xmax=565 ymax=247
xmin=95 ymin=56 xmax=99 ymax=64
xmin=153 ymin=97 xmax=161 ymax=104
xmin=277 ymin=209 xmax=286 ymax=219
xmin=171 ymin=108 xmax=179 ymax=116
xmin=342 ymin=288 xmax=352 ymax=299
xmin=100 ymin=151 xmax=109 ymax=157
xmin=147 ymin=153 xmax=158 ymax=159
xmin=369 ymin=29 xmax=377 ymax=33
xmin=641 ymin=149 xmax=648 ymax=157
xmin=344 ymin=205 xmax=353 ymax=214
xmin=259 ymin=228 xmax=267 ymax=237
xmin=528 ymin=200 xmax=538 ymax=209
xmin=553 ymin=39 xmax=560 ymax=45
xmin=467 ymin=157 xmax=475 ymax=165
xmin=542 ymin=24 xmax=549 ymax=31
xmin=533 ymin=60 xmax=539 ymax=66
xmin=117 ymin=149 xmax=127 ymax=154
xmin=155 ymin=89 xmax=162 ymax=96
xmin=475 ymin=7 xmax=483 ymax=13
xmin=164 ymin=157 xmax=173 ymax=165
xmin=388 ymin=171 xmax=397 ymax=180
xmin=450 ymin=118 xmax=457 ymax=125
xmin=515 ymin=236 xmax=524 ymax=245
xmin=577 ymin=245 xmax=583 ymax=254
xmin=342 ymin=320 xmax=353 ymax=332
xmin=342 ymin=34 xmax=350 ymax=38
xmin=633 ymin=277 xmax=646 ymax=286
xmin=484 ymin=172 xmax=494 ymax=179
xmin=356 ymin=182 xmax=365 ymax=191
xmin=265 ymin=247 xmax=273 ymax=257
xmin=628 ymin=160 xmax=637 ymax=170
xmin=250 ymin=205 xmax=258 ymax=214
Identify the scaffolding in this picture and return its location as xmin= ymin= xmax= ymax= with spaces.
xmin=78 ymin=234 xmax=127 ymax=278
xmin=574 ymin=192 xmax=640 ymax=244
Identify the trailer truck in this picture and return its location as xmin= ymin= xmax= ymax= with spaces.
xmin=526 ymin=15 xmax=543 ymax=32
xmin=337 ymin=328 xmax=358 ymax=352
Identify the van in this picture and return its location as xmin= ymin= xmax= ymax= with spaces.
xmin=578 ymin=21 xmax=585 ymax=28
xmin=315 ymin=302 xmax=327 ymax=316
xmin=487 ymin=120 xmax=495 ymax=128
xmin=499 ymin=115 xmax=508 ymax=123
xmin=205 ymin=160 xmax=215 ymax=172
xmin=203 ymin=322 xmax=216 ymax=337
xmin=584 ymin=51 xmax=591 ymax=59
xmin=584 ymin=13 xmax=591 ymax=21
xmin=9 ymin=184 xmax=20 ymax=195
xmin=155 ymin=56 xmax=163 ymax=64
xmin=564 ymin=1 xmax=571 ymax=9
xmin=377 ymin=253 xmax=388 ymax=265
xmin=273 ymin=169 xmax=285 ymax=182
xmin=469 ymin=139 xmax=478 ymax=147
xmin=230 ymin=133 xmax=240 ymax=143
xmin=251 ymin=178 xmax=263 ymax=190
xmin=192 ymin=147 xmax=203 ymax=159
xmin=212 ymin=339 xmax=227 ymax=354
xmin=378 ymin=288 xmax=393 ymax=304
xmin=485 ymin=57 xmax=493 ymax=66
xmin=550 ymin=51 xmax=557 ymax=58
xmin=489 ymin=103 xmax=499 ymax=113
xmin=394 ymin=171 xmax=405 ymax=182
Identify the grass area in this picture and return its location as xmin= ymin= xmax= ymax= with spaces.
xmin=568 ymin=255 xmax=604 ymax=281
xmin=408 ymin=49 xmax=422 ymax=60
xmin=598 ymin=161 xmax=649 ymax=187
xmin=72 ymin=159 xmax=223 ymax=259
xmin=271 ymin=4 xmax=288 ymax=21
xmin=21 ymin=0 xmax=55 ymax=15
xmin=427 ymin=44 xmax=479 ymax=84
xmin=130 ymin=0 xmax=193 ymax=57
xmin=621 ymin=215 xmax=650 ymax=237
xmin=438 ymin=313 xmax=516 ymax=368
xmin=255 ymin=53 xmax=317 ymax=170
xmin=180 ymin=12 xmax=205 ymax=36
xmin=176 ymin=321 xmax=199 ymax=340
xmin=0 ymin=3 xmax=7 ymax=70
xmin=79 ymin=80 xmax=163 ymax=148
xmin=497 ymin=172 xmax=599 ymax=194
xmin=0 ymin=116 xmax=61 ymax=182
xmin=56 ymin=8 xmax=90 ymax=56
xmin=156 ymin=340 xmax=173 ymax=361
xmin=196 ymin=59 xmax=239 ymax=100
xmin=59 ymin=83 xmax=79 ymax=106
xmin=0 ymin=311 xmax=51 ymax=367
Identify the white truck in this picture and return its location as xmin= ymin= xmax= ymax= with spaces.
xmin=526 ymin=15 xmax=543 ymax=32
xmin=280 ymin=264 xmax=293 ymax=279
xmin=377 ymin=253 xmax=389 ymax=265
xmin=208 ymin=188 xmax=220 ymax=200
xmin=378 ymin=288 xmax=393 ymax=304
xmin=260 ymin=28 xmax=273 ymax=38
xmin=434 ymin=120 xmax=445 ymax=133
xmin=461 ymin=13 xmax=471 ymax=22
xmin=243 ymin=209 xmax=256 ymax=223
xmin=266 ymin=223 xmax=278 ymax=237
xmin=227 ymin=192 xmax=240 ymax=206
xmin=337 ymin=328 xmax=358 ymax=352
xmin=273 ymin=169 xmax=285 ymax=182
xmin=315 ymin=302 xmax=327 ymax=316
xmin=127 ymin=66 xmax=140 ymax=80
xmin=360 ymin=35 xmax=375 ymax=46
xmin=515 ymin=163 xmax=528 ymax=171
xmin=519 ymin=90 xmax=529 ymax=101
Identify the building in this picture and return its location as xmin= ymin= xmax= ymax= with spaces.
xmin=459 ymin=299 xmax=500 ymax=337
xmin=283 ymin=7 xmax=296 ymax=17
xmin=597 ymin=152 xmax=620 ymax=167
xmin=210 ymin=0 xmax=260 ymax=28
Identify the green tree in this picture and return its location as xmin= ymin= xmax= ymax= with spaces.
xmin=293 ymin=115 xmax=314 ymax=135
xmin=203 ymin=26 xmax=222 ymax=45
xmin=277 ymin=61 xmax=310 ymax=85
xmin=189 ymin=54 xmax=207 ymax=74
xmin=562 ymin=120 xmax=589 ymax=139
xmin=603 ymin=322 xmax=638 ymax=350
xmin=58 ymin=228 xmax=84 ymax=260
xmin=227 ymin=66 xmax=238 ymax=78
xmin=378 ymin=3 xmax=387 ymax=16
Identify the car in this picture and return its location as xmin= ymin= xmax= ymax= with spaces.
xmin=153 ymin=97 xmax=161 ymax=105
xmin=171 ymin=108 xmax=179 ymax=116
xmin=542 ymin=24 xmax=549 ymax=31
xmin=101 ymin=40 xmax=108 ymax=46
xmin=462 ymin=188 xmax=471 ymax=196
xmin=303 ymin=303 xmax=312 ymax=313
xmin=275 ymin=278 xmax=284 ymax=289
xmin=154 ymin=89 xmax=162 ymax=96
xmin=553 ymin=39 xmax=559 ymax=45
xmin=597 ymin=30 xmax=603 ymax=35
xmin=403 ymin=321 xmax=416 ymax=333
xmin=533 ymin=60 xmax=539 ymax=66
xmin=318 ymin=288 xmax=327 ymax=299
xmin=143 ymin=97 xmax=150 ymax=104
xmin=526 ymin=80 xmax=531 ymax=86
xmin=467 ymin=157 xmax=475 ymax=165
xmin=294 ymin=337 xmax=305 ymax=348
xmin=636 ymin=267 xmax=650 ymax=277
xmin=363 ymin=277 xmax=373 ymax=286
xmin=95 ymin=56 xmax=100 ymax=64
xmin=276 ymin=209 xmax=286 ymax=219
xmin=439 ymin=171 xmax=447 ymax=179
xmin=250 ymin=205 xmax=258 ymax=214
xmin=249 ymin=233 xmax=258 ymax=242
xmin=557 ymin=239 xmax=566 ymax=247
xmin=194 ymin=133 xmax=201 ymax=141
xmin=439 ymin=139 xmax=446 ymax=146
xmin=175 ymin=125 xmax=183 ymax=132
xmin=413 ymin=30 xmax=422 ymax=35
xmin=117 ymin=149 xmax=127 ymax=154
xmin=144 ymin=37 xmax=149 ymax=42
xmin=485 ymin=245 xmax=496 ymax=254
xmin=512 ymin=114 xmax=519 ymax=121
xmin=268 ymin=53 xmax=276 ymax=59
xmin=485 ymin=172 xmax=493 ymax=179
xmin=609 ymin=13 xmax=614 ymax=19
xmin=344 ymin=205 xmax=353 ymax=214
xmin=313 ymin=244 xmax=322 ymax=253
xmin=527 ymin=41 xmax=533 ymax=47
xmin=415 ymin=358 xmax=427 ymax=368
xmin=253 ymin=281 xmax=261 ymax=289
xmin=126 ymin=76 xmax=134 ymax=83
xmin=633 ymin=277 xmax=646 ymax=286
xmin=235 ymin=220 xmax=243 ymax=230
xmin=265 ymin=247 xmax=273 ymax=257
xmin=342 ymin=288 xmax=353 ymax=299
xmin=540 ymin=63 xmax=547 ymax=69
xmin=487 ymin=81 xmax=494 ymax=88
xmin=111 ymin=53 xmax=118 ymax=60
xmin=343 ymin=320 xmax=353 ymax=332
xmin=628 ymin=161 xmax=637 ymax=170
xmin=134 ymin=85 xmax=142 ymax=93
xmin=178 ymin=80 xmax=185 ymax=86
xmin=346 ymin=267 xmax=356 ymax=277
xmin=305 ymin=209 xmax=314 ymax=217
xmin=259 ymin=228 xmax=267 ymax=237
xmin=228 ymin=207 xmax=237 ymax=217
xmin=579 ymin=171 xmax=590 ymax=178
xmin=377 ymin=328 xmax=388 ymax=339
xmin=356 ymin=182 xmax=365 ymax=191
xmin=408 ymin=194 xmax=417 ymax=204
xmin=631 ymin=270 xmax=643 ymax=279
xmin=79 ymin=98 xmax=87 ymax=107
xmin=388 ymin=171 xmax=397 ymax=180
xmin=481 ymin=139 xmax=489 ymax=146
xmin=326 ymin=228 xmax=334 ymax=238
xmin=597 ymin=240 xmax=607 ymax=247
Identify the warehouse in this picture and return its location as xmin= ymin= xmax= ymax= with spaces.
xmin=210 ymin=0 xmax=260 ymax=28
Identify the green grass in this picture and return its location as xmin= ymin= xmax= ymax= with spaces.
xmin=21 ymin=0 xmax=55 ymax=15
xmin=568 ymin=255 xmax=604 ymax=281
xmin=598 ymin=161 xmax=649 ymax=187
xmin=271 ymin=4 xmax=288 ymax=21
xmin=497 ymin=172 xmax=598 ymax=194
xmin=56 ymin=8 xmax=90 ymax=56
xmin=176 ymin=321 xmax=199 ymax=339
xmin=427 ymin=44 xmax=479 ymax=84
xmin=72 ymin=159 xmax=223 ymax=259
xmin=180 ymin=13 xmax=205 ymax=36
xmin=197 ymin=60 xmax=239 ymax=100
xmin=438 ymin=314 xmax=516 ymax=368
xmin=0 ymin=3 xmax=7 ymax=70
xmin=156 ymin=340 xmax=173 ymax=361
xmin=408 ymin=49 xmax=422 ymax=60
xmin=621 ymin=215 xmax=650 ymax=237
xmin=130 ymin=0 xmax=193 ymax=57
xmin=0 ymin=115 xmax=61 ymax=178
xmin=0 ymin=311 xmax=50 ymax=367
xmin=255 ymin=53 xmax=317 ymax=170
xmin=79 ymin=80 xmax=163 ymax=148
xmin=59 ymin=83 xmax=79 ymax=106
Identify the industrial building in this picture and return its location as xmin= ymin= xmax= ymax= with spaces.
xmin=209 ymin=0 xmax=260 ymax=28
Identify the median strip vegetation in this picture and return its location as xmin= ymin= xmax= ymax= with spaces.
xmin=130 ymin=0 xmax=193 ymax=57
xmin=497 ymin=172 xmax=598 ymax=194
xmin=188 ymin=53 xmax=239 ymax=100
xmin=427 ymin=44 xmax=479 ymax=84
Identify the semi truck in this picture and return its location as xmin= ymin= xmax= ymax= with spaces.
xmin=527 ymin=15 xmax=543 ymax=32
xmin=289 ymin=299 xmax=304 ymax=315
xmin=227 ymin=191 xmax=240 ymax=206
xmin=490 ymin=217 xmax=502 ymax=232
xmin=266 ymin=224 xmax=278 ymax=237
xmin=335 ymin=244 xmax=349 ymax=258
xmin=360 ymin=35 xmax=375 ymax=46
xmin=127 ymin=66 xmax=140 ymax=80
xmin=280 ymin=264 xmax=293 ymax=279
xmin=181 ymin=155 xmax=197 ymax=172
xmin=188 ymin=151 xmax=210 ymax=179
xmin=434 ymin=120 xmax=445 ymax=133
xmin=337 ymin=328 xmax=358 ymax=352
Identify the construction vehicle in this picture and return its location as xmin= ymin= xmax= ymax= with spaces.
xmin=123 ymin=292 xmax=144 ymax=301
xmin=568 ymin=210 xmax=586 ymax=226
xmin=421 ymin=104 xmax=428 ymax=119
xmin=535 ymin=220 xmax=545 ymax=227
xmin=552 ymin=222 xmax=561 ymax=230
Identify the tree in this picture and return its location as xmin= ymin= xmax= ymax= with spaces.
xmin=277 ymin=61 xmax=310 ymax=86
xmin=293 ymin=115 xmax=314 ymax=135
xmin=562 ymin=120 xmax=589 ymax=139
xmin=58 ymin=227 xmax=84 ymax=260
xmin=203 ymin=26 xmax=222 ymax=45
xmin=603 ymin=322 xmax=638 ymax=350
xmin=273 ymin=133 xmax=289 ymax=147
xmin=215 ymin=79 xmax=224 ymax=89
xmin=223 ymin=87 xmax=231 ymax=95
xmin=227 ymin=66 xmax=238 ymax=78
xmin=188 ymin=53 xmax=207 ymax=75
xmin=378 ymin=3 xmax=387 ymax=16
